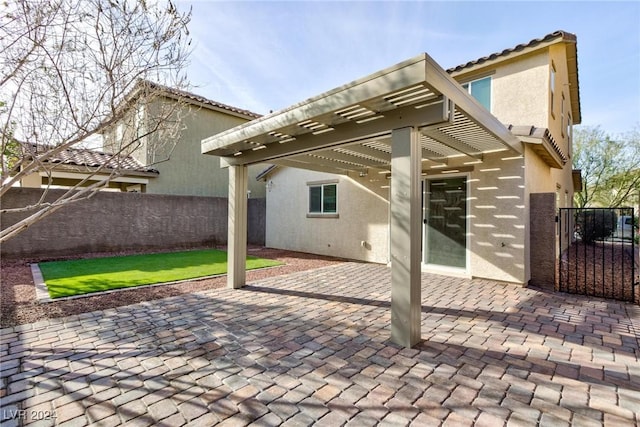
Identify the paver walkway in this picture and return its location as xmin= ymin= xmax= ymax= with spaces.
xmin=1 ymin=262 xmax=639 ymax=426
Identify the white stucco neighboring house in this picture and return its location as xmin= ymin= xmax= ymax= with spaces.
xmin=202 ymin=30 xmax=581 ymax=347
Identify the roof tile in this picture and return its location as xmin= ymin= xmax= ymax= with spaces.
xmin=447 ymin=30 xmax=576 ymax=73
xmin=24 ymin=143 xmax=159 ymax=174
xmin=140 ymin=80 xmax=261 ymax=119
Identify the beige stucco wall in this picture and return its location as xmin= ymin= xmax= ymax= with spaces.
xmin=488 ymin=52 xmax=549 ymax=128
xmin=263 ymin=41 xmax=579 ymax=286
xmin=466 ymin=153 xmax=527 ymax=283
xmin=454 ymin=43 xmax=578 ymax=282
xmin=265 ymin=152 xmax=530 ymax=284
xmin=144 ymin=102 xmax=266 ymax=198
xmin=265 ymin=168 xmax=389 ymax=263
xmin=548 ymin=44 xmax=574 ymax=158
xmin=103 ymin=99 xmax=266 ymax=198
xmin=454 ymin=44 xmax=576 ymax=162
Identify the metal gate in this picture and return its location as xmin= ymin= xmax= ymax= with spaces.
xmin=558 ymin=208 xmax=637 ymax=303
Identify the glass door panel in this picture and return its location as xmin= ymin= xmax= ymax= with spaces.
xmin=425 ymin=177 xmax=467 ymax=269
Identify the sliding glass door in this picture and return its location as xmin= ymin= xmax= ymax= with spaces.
xmin=424 ymin=176 xmax=468 ymax=270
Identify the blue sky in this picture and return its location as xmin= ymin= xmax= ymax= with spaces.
xmin=177 ymin=1 xmax=640 ymax=136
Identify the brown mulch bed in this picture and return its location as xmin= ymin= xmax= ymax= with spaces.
xmin=559 ymin=240 xmax=638 ymax=303
xmin=1 ymin=246 xmax=347 ymax=328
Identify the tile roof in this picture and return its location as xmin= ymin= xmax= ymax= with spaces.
xmin=23 ymin=143 xmax=159 ymax=175
xmin=138 ymin=80 xmax=262 ymax=119
xmin=447 ymin=29 xmax=581 ymax=125
xmin=447 ymin=30 xmax=576 ymax=73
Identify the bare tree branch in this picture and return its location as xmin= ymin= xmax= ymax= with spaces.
xmin=0 ymin=0 xmax=192 ymax=243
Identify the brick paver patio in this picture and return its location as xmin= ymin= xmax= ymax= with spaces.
xmin=1 ymin=262 xmax=639 ymax=426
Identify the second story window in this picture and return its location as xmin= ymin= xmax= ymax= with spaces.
xmin=116 ymin=123 xmax=123 ymax=142
xmin=550 ymin=63 xmax=556 ymax=116
xmin=561 ymin=93 xmax=565 ymax=137
xmin=567 ymin=113 xmax=573 ymax=157
xmin=462 ymin=76 xmax=491 ymax=111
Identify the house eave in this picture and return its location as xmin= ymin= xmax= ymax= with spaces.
xmin=38 ymin=163 xmax=159 ymax=178
xmin=510 ymin=125 xmax=566 ymax=169
xmin=159 ymin=91 xmax=261 ymax=121
xmin=521 ymin=137 xmax=565 ymax=169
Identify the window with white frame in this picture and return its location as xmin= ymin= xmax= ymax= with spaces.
xmin=567 ymin=113 xmax=573 ymax=157
xmin=135 ymin=104 xmax=145 ymax=139
xmin=462 ymin=76 xmax=491 ymax=111
xmin=561 ymin=93 xmax=565 ymax=137
xmin=308 ymin=183 xmax=337 ymax=214
xmin=550 ymin=63 xmax=556 ymax=116
xmin=116 ymin=123 xmax=123 ymax=142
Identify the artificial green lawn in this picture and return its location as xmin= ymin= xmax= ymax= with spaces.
xmin=38 ymin=249 xmax=282 ymax=299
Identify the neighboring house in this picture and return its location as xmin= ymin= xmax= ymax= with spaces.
xmin=18 ymin=143 xmax=159 ymax=192
xmin=204 ymin=30 xmax=581 ymax=288
xmin=19 ymin=83 xmax=268 ymax=197
xmin=101 ymin=80 xmax=267 ymax=198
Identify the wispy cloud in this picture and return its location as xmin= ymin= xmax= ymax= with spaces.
xmin=176 ymin=0 xmax=640 ymax=132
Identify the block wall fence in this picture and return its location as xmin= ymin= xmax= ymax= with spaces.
xmin=529 ymin=192 xmax=557 ymax=290
xmin=1 ymin=188 xmax=265 ymax=259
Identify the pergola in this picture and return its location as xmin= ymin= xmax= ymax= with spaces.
xmin=202 ymin=53 xmax=523 ymax=348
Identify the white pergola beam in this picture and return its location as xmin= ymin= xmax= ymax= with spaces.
xmin=272 ymin=158 xmax=351 ymax=175
xmin=291 ymin=154 xmax=365 ymax=172
xmin=219 ymin=101 xmax=448 ymax=166
xmin=202 ymin=55 xmax=431 ymax=154
xmin=390 ymin=127 xmax=422 ymax=348
xmin=341 ymin=144 xmax=392 ymax=163
xmin=422 ymin=128 xmax=483 ymax=160
xmin=227 ymin=165 xmax=248 ymax=289
xmin=314 ymin=149 xmax=389 ymax=169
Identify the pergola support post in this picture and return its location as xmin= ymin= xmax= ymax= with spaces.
xmin=390 ymin=126 xmax=422 ymax=348
xmin=227 ymin=165 xmax=248 ymax=289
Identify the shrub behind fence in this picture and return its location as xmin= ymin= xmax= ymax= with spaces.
xmin=559 ymin=207 xmax=637 ymax=303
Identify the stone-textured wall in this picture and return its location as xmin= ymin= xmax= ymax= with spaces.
xmin=1 ymin=188 xmax=265 ymax=259
xmin=529 ymin=193 xmax=557 ymax=290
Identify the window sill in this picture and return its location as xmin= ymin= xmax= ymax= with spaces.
xmin=307 ymin=213 xmax=339 ymax=219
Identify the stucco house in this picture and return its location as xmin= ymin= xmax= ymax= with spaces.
xmin=17 ymin=143 xmax=160 ymax=192
xmin=202 ymin=30 xmax=581 ymax=347
xmin=70 ymin=81 xmax=268 ymax=197
xmin=20 ymin=82 xmax=268 ymax=197
xmin=255 ymin=31 xmax=580 ymax=282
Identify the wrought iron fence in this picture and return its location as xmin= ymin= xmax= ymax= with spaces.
xmin=558 ymin=208 xmax=637 ymax=303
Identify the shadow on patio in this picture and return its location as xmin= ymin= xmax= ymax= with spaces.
xmin=1 ymin=262 xmax=638 ymax=426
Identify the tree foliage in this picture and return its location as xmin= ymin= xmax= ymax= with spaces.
xmin=575 ymin=209 xmax=617 ymax=244
xmin=0 ymin=0 xmax=191 ymax=242
xmin=573 ymin=125 xmax=640 ymax=208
